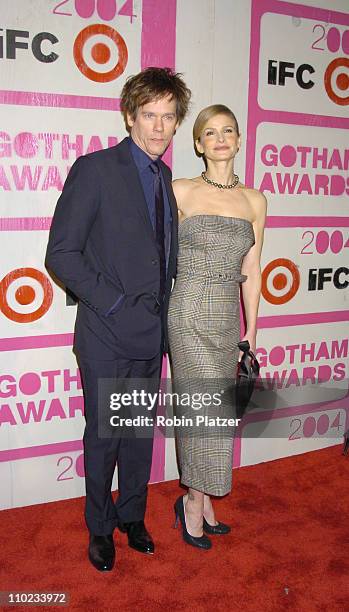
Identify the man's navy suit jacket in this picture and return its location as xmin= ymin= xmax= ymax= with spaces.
xmin=45 ymin=138 xmax=178 ymax=360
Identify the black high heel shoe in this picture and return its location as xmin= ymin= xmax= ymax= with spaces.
xmin=203 ymin=517 xmax=231 ymax=535
xmin=174 ymin=496 xmax=212 ymax=550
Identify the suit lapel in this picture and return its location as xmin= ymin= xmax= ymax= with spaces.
xmin=115 ymin=138 xmax=156 ymax=244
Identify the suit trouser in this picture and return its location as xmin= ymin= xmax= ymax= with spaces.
xmin=78 ymin=353 xmax=162 ymax=536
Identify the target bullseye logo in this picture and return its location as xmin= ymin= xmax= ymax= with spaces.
xmin=0 ymin=268 xmax=53 ymax=323
xmin=262 ymin=258 xmax=300 ymax=305
xmin=324 ymin=57 xmax=349 ymax=105
xmin=73 ymin=23 xmax=128 ymax=82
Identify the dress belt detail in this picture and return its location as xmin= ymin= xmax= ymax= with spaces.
xmin=177 ymin=270 xmax=248 ymax=283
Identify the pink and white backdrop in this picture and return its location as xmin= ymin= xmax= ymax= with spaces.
xmin=0 ymin=0 xmax=348 ymax=510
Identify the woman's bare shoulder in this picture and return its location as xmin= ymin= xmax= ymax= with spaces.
xmin=172 ymin=177 xmax=191 ymax=188
xmin=172 ymin=177 xmax=200 ymax=193
xmin=240 ymin=186 xmax=267 ymax=220
xmin=172 ymin=178 xmax=201 ymax=217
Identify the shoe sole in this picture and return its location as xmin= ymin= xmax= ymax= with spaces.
xmin=128 ymin=543 xmax=154 ymax=555
xmin=88 ymin=555 xmax=115 ymax=571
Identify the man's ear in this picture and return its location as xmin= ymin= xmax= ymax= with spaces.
xmin=126 ymin=112 xmax=135 ymax=128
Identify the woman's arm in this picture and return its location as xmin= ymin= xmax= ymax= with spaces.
xmin=240 ymin=191 xmax=267 ymax=353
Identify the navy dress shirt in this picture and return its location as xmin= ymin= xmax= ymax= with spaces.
xmin=128 ymin=137 xmax=172 ymax=268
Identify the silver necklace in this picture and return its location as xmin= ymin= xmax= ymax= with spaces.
xmin=201 ymin=171 xmax=239 ymax=190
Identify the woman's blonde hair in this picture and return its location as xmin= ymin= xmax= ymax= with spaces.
xmin=193 ymin=104 xmax=239 ymax=157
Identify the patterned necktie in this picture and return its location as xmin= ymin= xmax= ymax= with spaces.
xmin=150 ymin=161 xmax=166 ymax=299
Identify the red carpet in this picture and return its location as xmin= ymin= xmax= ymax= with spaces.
xmin=1 ymin=445 xmax=348 ymax=612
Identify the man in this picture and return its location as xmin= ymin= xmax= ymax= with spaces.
xmin=45 ymin=67 xmax=191 ymax=571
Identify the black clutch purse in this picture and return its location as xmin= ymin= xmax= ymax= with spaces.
xmin=235 ymin=340 xmax=260 ymax=419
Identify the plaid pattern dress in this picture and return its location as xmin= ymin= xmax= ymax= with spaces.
xmin=168 ymin=214 xmax=255 ymax=496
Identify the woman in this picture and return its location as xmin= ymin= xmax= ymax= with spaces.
xmin=168 ymin=104 xmax=266 ymax=549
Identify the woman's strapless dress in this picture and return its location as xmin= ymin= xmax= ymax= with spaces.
xmin=168 ymin=214 xmax=255 ymax=496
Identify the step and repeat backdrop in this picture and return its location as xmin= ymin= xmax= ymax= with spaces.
xmin=238 ymin=0 xmax=349 ymax=468
xmin=0 ymin=0 xmax=348 ymax=509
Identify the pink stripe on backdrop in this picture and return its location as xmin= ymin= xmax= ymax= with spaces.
xmin=141 ymin=0 xmax=177 ymax=69
xmin=265 ymin=217 xmax=349 ymax=228
xmin=253 ymin=0 xmax=349 ymax=24
xmin=2 ymin=216 xmax=349 ymax=232
xmin=1 ymin=433 xmax=165 ymax=481
xmin=253 ymin=109 xmax=349 ymax=130
xmin=242 ymin=394 xmax=349 ymax=427
xmin=245 ymin=0 xmax=268 ymax=188
xmin=258 ymin=310 xmax=349 ymax=329
xmin=3 ymin=310 xmax=349 ymax=354
xmin=141 ymin=0 xmax=177 ymax=169
xmin=0 ymin=90 xmax=121 ymax=111
xmin=0 ymin=440 xmax=83 ymax=463
xmin=0 ymin=333 xmax=74 ymax=352
xmin=0 ymin=218 xmax=52 ymax=231
xmin=0 ymin=435 xmax=164 ymax=485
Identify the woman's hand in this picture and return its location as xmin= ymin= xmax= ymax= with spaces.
xmin=238 ymin=331 xmax=257 ymax=361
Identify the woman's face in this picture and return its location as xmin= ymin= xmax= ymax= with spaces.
xmin=196 ymin=113 xmax=241 ymax=162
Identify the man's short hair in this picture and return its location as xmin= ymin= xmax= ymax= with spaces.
xmin=120 ymin=67 xmax=191 ymax=126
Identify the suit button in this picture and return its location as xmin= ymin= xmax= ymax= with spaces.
xmin=152 ymin=259 xmax=158 ymax=265
xmin=154 ymin=303 xmax=161 ymax=313
xmin=152 ymin=291 xmax=157 ymax=297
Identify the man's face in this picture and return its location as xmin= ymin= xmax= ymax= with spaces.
xmin=127 ymin=95 xmax=179 ymax=159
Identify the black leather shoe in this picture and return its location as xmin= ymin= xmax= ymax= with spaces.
xmin=203 ymin=517 xmax=231 ymax=535
xmin=117 ymin=521 xmax=127 ymax=534
xmin=88 ymin=534 xmax=115 ymax=571
xmin=120 ymin=520 xmax=154 ymax=554
xmin=174 ymin=496 xmax=212 ymax=550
